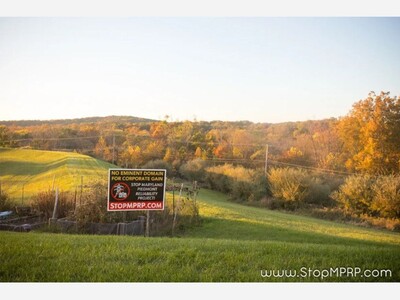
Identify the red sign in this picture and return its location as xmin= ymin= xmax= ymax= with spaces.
xmin=107 ymin=169 xmax=166 ymax=211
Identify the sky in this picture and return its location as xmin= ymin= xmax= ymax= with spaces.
xmin=0 ymin=17 xmax=399 ymax=123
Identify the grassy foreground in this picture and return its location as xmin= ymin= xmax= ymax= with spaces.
xmin=1 ymin=189 xmax=399 ymax=282
xmin=0 ymin=148 xmax=399 ymax=282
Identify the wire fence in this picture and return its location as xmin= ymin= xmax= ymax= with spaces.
xmin=0 ymin=174 xmax=106 ymax=206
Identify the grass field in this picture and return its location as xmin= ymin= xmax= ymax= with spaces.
xmin=1 ymin=190 xmax=399 ymax=282
xmin=0 ymin=148 xmax=114 ymax=202
xmin=0 ymin=148 xmax=399 ymax=282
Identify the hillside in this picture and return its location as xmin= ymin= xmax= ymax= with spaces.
xmin=1 ymin=188 xmax=399 ymax=281
xmin=0 ymin=115 xmax=156 ymax=127
xmin=0 ymin=148 xmax=115 ymax=202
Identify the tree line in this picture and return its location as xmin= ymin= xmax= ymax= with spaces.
xmin=1 ymin=91 xmax=399 ymax=176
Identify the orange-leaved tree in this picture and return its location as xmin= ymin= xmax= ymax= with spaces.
xmin=337 ymin=91 xmax=400 ymax=174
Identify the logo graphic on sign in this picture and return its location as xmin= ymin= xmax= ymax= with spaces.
xmin=111 ymin=182 xmax=130 ymax=201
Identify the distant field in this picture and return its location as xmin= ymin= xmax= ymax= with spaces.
xmin=0 ymin=148 xmax=399 ymax=282
xmin=0 ymin=148 xmax=114 ymax=203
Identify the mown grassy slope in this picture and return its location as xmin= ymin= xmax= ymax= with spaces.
xmin=192 ymin=189 xmax=400 ymax=246
xmin=0 ymin=148 xmax=114 ymax=202
xmin=1 ymin=189 xmax=399 ymax=282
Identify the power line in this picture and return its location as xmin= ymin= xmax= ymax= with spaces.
xmin=268 ymin=160 xmax=357 ymax=176
xmin=8 ymin=133 xmax=277 ymax=148
xmin=203 ymin=157 xmax=263 ymax=162
xmin=5 ymin=132 xmax=362 ymax=177
xmin=8 ymin=135 xmax=102 ymax=143
xmin=202 ymin=157 xmax=357 ymax=176
xmin=4 ymin=145 xmax=356 ymax=177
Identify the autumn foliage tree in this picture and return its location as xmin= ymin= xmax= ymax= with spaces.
xmin=337 ymin=92 xmax=400 ymax=175
xmin=94 ymin=136 xmax=112 ymax=162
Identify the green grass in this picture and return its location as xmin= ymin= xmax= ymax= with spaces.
xmin=0 ymin=148 xmax=399 ymax=282
xmin=1 ymin=188 xmax=399 ymax=282
xmin=1 ymin=230 xmax=398 ymax=282
xmin=191 ymin=189 xmax=400 ymax=246
xmin=0 ymin=148 xmax=114 ymax=203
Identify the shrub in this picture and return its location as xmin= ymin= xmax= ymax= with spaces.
xmin=332 ymin=174 xmax=400 ymax=219
xmin=204 ymin=164 xmax=267 ymax=202
xmin=260 ymin=197 xmax=285 ymax=210
xmin=73 ymin=179 xmax=200 ymax=236
xmin=230 ymin=180 xmax=254 ymax=202
xmin=307 ymin=180 xmax=332 ymax=206
xmin=267 ymin=167 xmax=332 ymax=208
xmin=251 ymin=171 xmax=270 ymax=201
xmin=267 ymin=167 xmax=310 ymax=204
xmin=370 ymin=175 xmax=400 ymax=218
xmin=151 ymin=193 xmax=200 ymax=236
xmin=331 ymin=174 xmax=375 ymax=215
xmin=205 ymin=164 xmax=254 ymax=196
xmin=205 ymin=172 xmax=231 ymax=193
xmin=30 ymin=189 xmax=75 ymax=219
xmin=179 ymin=159 xmax=208 ymax=182
xmin=74 ymin=180 xmax=143 ymax=225
xmin=206 ymin=164 xmax=255 ymax=182
xmin=360 ymin=214 xmax=400 ymax=231
xmin=0 ymin=192 xmax=13 ymax=211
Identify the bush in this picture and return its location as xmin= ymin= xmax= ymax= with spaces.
xmin=30 ymin=189 xmax=75 ymax=219
xmin=371 ymin=175 xmax=400 ymax=218
xmin=268 ymin=168 xmax=310 ymax=204
xmin=267 ymin=167 xmax=332 ymax=208
xmin=332 ymin=174 xmax=400 ymax=219
xmin=151 ymin=193 xmax=200 ymax=236
xmin=73 ymin=179 xmax=200 ymax=236
xmin=205 ymin=172 xmax=231 ymax=193
xmin=0 ymin=192 xmax=13 ymax=211
xmin=206 ymin=164 xmax=255 ymax=182
xmin=230 ymin=180 xmax=254 ymax=202
xmin=179 ymin=159 xmax=208 ymax=182
xmin=204 ymin=164 xmax=267 ymax=202
xmin=307 ymin=180 xmax=332 ymax=206
xmin=259 ymin=197 xmax=286 ymax=210
xmin=74 ymin=180 xmax=143 ymax=225
xmin=331 ymin=175 xmax=375 ymax=215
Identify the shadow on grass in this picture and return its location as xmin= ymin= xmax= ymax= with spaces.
xmin=189 ymin=216 xmax=400 ymax=248
xmin=0 ymin=156 xmax=108 ymax=177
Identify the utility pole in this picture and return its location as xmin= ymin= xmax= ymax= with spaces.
xmin=146 ymin=210 xmax=150 ymax=237
xmin=79 ymin=176 xmax=83 ymax=206
xmin=52 ymin=188 xmax=59 ymax=219
xmin=264 ymin=144 xmax=269 ymax=175
xmin=21 ymin=183 xmax=25 ymax=205
xmin=112 ymin=134 xmax=115 ymax=165
xmin=74 ymin=185 xmax=77 ymax=212
xmin=172 ymin=183 xmax=184 ymax=235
